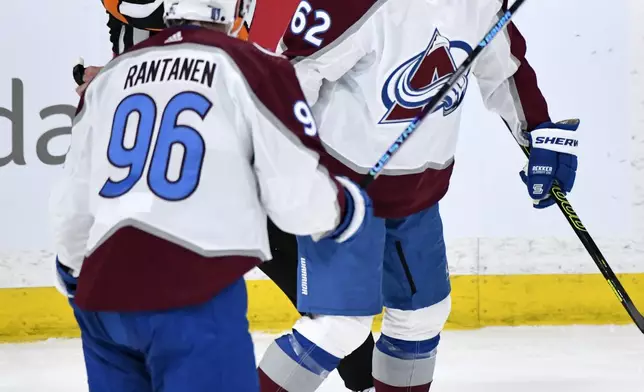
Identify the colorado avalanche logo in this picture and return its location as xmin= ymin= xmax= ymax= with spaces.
xmin=380 ymin=29 xmax=473 ymax=124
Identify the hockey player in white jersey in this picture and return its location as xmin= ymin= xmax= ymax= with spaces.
xmin=50 ymin=1 xmax=372 ymax=391
xmin=258 ymin=0 xmax=580 ymax=391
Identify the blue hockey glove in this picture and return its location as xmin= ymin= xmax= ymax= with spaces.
xmin=55 ymin=257 xmax=79 ymax=298
xmin=520 ymin=119 xmax=580 ymax=209
xmin=314 ymin=176 xmax=373 ymax=243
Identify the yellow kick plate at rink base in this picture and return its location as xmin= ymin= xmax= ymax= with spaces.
xmin=1 ymin=273 xmax=643 ymax=343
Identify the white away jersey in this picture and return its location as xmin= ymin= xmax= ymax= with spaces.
xmin=49 ymin=26 xmax=345 ymax=311
xmin=279 ymin=0 xmax=551 ymax=217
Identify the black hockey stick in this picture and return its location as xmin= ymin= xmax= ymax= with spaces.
xmin=361 ymin=0 xmax=529 ymax=187
xmin=513 ymin=129 xmax=644 ymax=333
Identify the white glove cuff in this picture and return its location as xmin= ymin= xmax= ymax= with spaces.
xmin=334 ymin=177 xmax=366 ymax=243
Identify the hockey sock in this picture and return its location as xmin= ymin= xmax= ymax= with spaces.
xmin=258 ymin=330 xmax=341 ymax=392
xmin=372 ymin=334 xmax=439 ymax=391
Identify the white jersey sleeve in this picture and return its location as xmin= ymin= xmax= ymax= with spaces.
xmin=471 ymin=0 xmax=551 ymax=145
xmin=243 ymin=48 xmax=345 ymax=236
xmin=49 ymin=95 xmax=95 ymax=272
xmin=252 ymin=107 xmax=344 ymax=236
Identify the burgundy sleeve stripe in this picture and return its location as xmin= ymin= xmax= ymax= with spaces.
xmin=74 ymin=92 xmax=87 ymax=118
xmin=281 ymin=0 xmax=384 ymax=62
xmin=501 ymin=1 xmax=551 ymax=130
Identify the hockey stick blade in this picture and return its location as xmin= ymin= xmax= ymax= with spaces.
xmin=360 ymin=0 xmax=529 ymax=188
xmin=516 ymin=141 xmax=644 ymax=334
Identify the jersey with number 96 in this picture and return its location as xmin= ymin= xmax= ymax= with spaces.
xmin=50 ymin=26 xmax=345 ymax=312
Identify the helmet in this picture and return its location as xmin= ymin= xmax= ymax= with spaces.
xmin=163 ymin=0 xmax=254 ymax=35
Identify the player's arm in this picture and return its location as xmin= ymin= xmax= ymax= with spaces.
xmin=246 ymin=54 xmax=369 ymax=242
xmin=278 ymin=0 xmax=376 ymax=105
xmin=471 ymin=1 xmax=553 ymax=143
xmin=472 ymin=0 xmax=579 ymax=208
xmin=49 ymin=93 xmax=95 ymax=296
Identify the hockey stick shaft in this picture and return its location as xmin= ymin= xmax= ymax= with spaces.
xmin=517 ymin=143 xmax=644 ymax=333
xmin=361 ymin=0 xmax=529 ymax=188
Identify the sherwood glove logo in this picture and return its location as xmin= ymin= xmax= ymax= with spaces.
xmin=0 ymin=79 xmax=75 ymax=168
xmin=534 ymin=136 xmax=579 ymax=147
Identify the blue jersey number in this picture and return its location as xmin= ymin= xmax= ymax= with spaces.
xmin=100 ymin=92 xmax=212 ymax=201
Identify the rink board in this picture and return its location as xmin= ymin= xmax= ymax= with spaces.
xmin=1 ymin=273 xmax=643 ymax=343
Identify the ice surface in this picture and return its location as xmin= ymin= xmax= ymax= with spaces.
xmin=1 ymin=326 xmax=643 ymax=391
